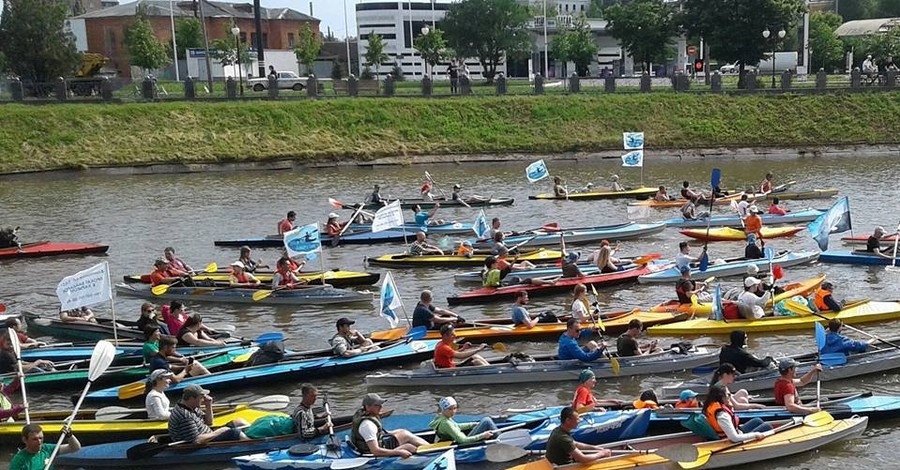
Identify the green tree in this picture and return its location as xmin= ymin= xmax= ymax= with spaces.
xmin=550 ymin=17 xmax=599 ymax=76
xmin=809 ymin=12 xmax=844 ymax=73
xmin=681 ymin=0 xmax=805 ymax=83
xmin=0 ymin=0 xmax=80 ymax=83
xmin=442 ymin=0 xmax=533 ymax=83
xmin=363 ymin=31 xmax=389 ymax=80
xmin=836 ymin=0 xmax=877 ymax=21
xmin=604 ymin=0 xmax=679 ymax=73
xmin=414 ymin=27 xmax=448 ymax=77
xmin=294 ymin=24 xmax=322 ymax=76
xmin=331 ymin=60 xmax=344 ymax=80
xmin=865 ymin=29 xmax=900 ymax=68
xmin=877 ymin=0 xmax=900 ymax=17
xmin=173 ymin=17 xmax=204 ymax=60
xmin=125 ymin=7 xmax=171 ymax=73
xmin=209 ymin=24 xmax=252 ymax=76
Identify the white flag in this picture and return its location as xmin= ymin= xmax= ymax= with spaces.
xmin=378 ymin=272 xmax=403 ymax=328
xmin=473 ymin=210 xmax=490 ymax=238
xmin=372 ymin=200 xmax=404 ymax=233
xmin=623 ymin=132 xmax=644 ymax=150
xmin=525 ymin=159 xmax=549 ymax=183
xmin=621 ymin=150 xmax=643 ymax=167
xmin=56 ymin=261 xmax=112 ymax=311
xmin=284 ymin=223 xmax=321 ymax=258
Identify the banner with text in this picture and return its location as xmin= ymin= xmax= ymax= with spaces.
xmin=56 ymin=261 xmax=112 ymax=311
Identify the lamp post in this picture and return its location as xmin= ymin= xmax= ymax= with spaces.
xmin=421 ymin=26 xmax=430 ymax=78
xmin=762 ymin=27 xmax=786 ymax=89
xmin=542 ymin=0 xmax=548 ymax=79
xmin=231 ymin=26 xmax=244 ymax=96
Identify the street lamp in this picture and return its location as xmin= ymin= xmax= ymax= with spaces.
xmin=762 ymin=27 xmax=786 ymax=89
xmin=421 ymin=26 xmax=430 ymax=78
xmin=231 ymin=25 xmax=244 ymax=96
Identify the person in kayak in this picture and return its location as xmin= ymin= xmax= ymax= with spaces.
xmin=413 ymin=290 xmax=461 ymax=330
xmin=719 ymin=330 xmax=775 ymax=373
xmin=0 ymin=331 xmax=53 ymax=374
xmin=163 ymin=247 xmax=193 ymax=275
xmin=560 ymin=237 xmax=585 ymax=279
xmin=680 ymin=196 xmax=704 ymax=220
xmin=149 ymin=335 xmax=210 ymax=380
xmin=229 ymin=261 xmax=261 ymax=286
xmin=703 ymin=384 xmax=772 ymax=442
xmin=510 ymin=291 xmax=542 ymax=328
xmin=351 ymin=393 xmax=427 ymax=457
xmin=735 ymin=194 xmax=751 ymax=219
xmin=774 ymin=358 xmax=823 ymax=415
xmin=10 ymin=423 xmax=81 ymax=470
xmin=145 ymin=369 xmax=175 ymax=420
xmin=59 ymin=306 xmax=97 ymax=323
xmin=0 ymin=226 xmax=19 ymax=249
xmin=412 ymin=204 xmax=443 ymax=226
xmin=710 ymin=363 xmax=764 ymax=410
xmin=743 ymin=206 xmax=764 ymax=240
xmin=570 ymin=284 xmax=592 ymax=322
xmin=177 ymin=314 xmax=226 ymax=347
xmin=408 ymin=231 xmax=444 ymax=256
xmin=237 ymin=246 xmax=269 ymax=273
xmin=545 ymin=406 xmax=612 ymax=465
xmin=744 ymin=233 xmax=764 ymax=259
xmin=822 ymin=319 xmax=870 ymax=355
xmin=434 ymin=324 xmax=489 ymax=368
xmin=653 ymin=186 xmax=671 ymax=201
xmin=676 ymin=266 xmax=710 ymax=304
xmin=420 ymin=182 xmax=434 ymax=200
xmin=610 ymin=175 xmax=625 ymax=191
xmin=813 ymin=281 xmax=843 ymax=312
xmin=675 ymin=389 xmax=700 ymax=409
xmin=169 ymin=384 xmax=250 ymax=444
xmin=455 ymin=240 xmax=474 ymax=257
xmin=616 ymin=319 xmax=659 ymax=356
xmin=324 ymin=212 xmax=348 ymax=237
xmin=767 ymin=197 xmax=788 ymax=215
xmin=162 ymin=301 xmax=189 ymax=337
xmin=737 ymin=277 xmax=771 ymax=319
xmin=365 ymin=184 xmax=385 ymax=206
xmin=5 ymin=318 xmax=45 ymax=349
xmin=331 ymin=318 xmax=379 ymax=357
xmin=590 ymin=240 xmax=621 ymax=273
xmin=496 ymin=246 xmax=537 ymax=273
xmin=272 ymin=257 xmax=302 ymax=287
xmin=680 ymin=181 xmax=709 ymax=204
xmin=571 ymin=369 xmax=609 ymax=412
xmin=150 ymin=258 xmax=188 ymax=287
xmin=429 ymin=396 xmax=498 ymax=445
xmin=292 ymin=383 xmax=332 ymax=440
xmin=558 ymin=318 xmax=604 ymax=361
xmin=137 ymin=303 xmax=169 ymax=335
xmin=552 ymin=176 xmax=567 ymax=197
xmin=0 ymin=379 xmax=26 ymax=421
xmin=675 ymin=241 xmax=704 ymax=271
xmin=865 ymin=226 xmax=897 ymax=258
xmin=278 ymin=211 xmax=297 ymax=235
xmin=759 ymin=172 xmax=775 ymax=193
xmin=632 ymin=389 xmax=661 ymax=409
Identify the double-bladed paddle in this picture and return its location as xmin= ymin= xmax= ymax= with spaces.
xmin=151 ymin=263 xmax=219 ymax=296
xmin=588 ymin=284 xmax=619 ymax=375
xmin=699 ymin=169 xmax=721 ymax=272
xmin=7 ymin=327 xmax=29 ymax=423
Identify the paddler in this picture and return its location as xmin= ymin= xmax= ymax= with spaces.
xmin=632 ymin=389 xmax=661 ymax=410
xmin=653 ymin=185 xmax=670 ymax=201
xmin=610 ymin=174 xmax=625 ymax=192
xmin=168 ymin=384 xmax=250 ymax=444
xmin=768 ymin=197 xmax=789 ymax=215
xmin=813 ymin=281 xmax=843 ymax=312
xmin=676 ymin=266 xmax=710 ymax=304
xmin=675 ymin=390 xmax=700 ymax=409
xmin=148 ymin=335 xmax=211 ymax=380
xmin=137 ymin=302 xmax=169 ymax=335
xmin=292 ymin=384 xmax=332 ymax=440
xmin=759 ymin=172 xmax=775 ymax=193
xmin=710 ymin=363 xmax=764 ymax=410
xmin=149 ymin=258 xmax=185 ymax=287
xmin=512 ymin=291 xmax=540 ymax=327
xmin=737 ymin=277 xmax=771 ymax=319
xmin=324 ymin=212 xmax=348 ymax=237
xmin=744 ymin=233 xmax=764 ymax=259
xmin=429 ymin=396 xmax=498 ymax=445
xmin=237 ymin=246 xmax=268 ymax=273
xmin=719 ymin=330 xmax=774 ymax=374
xmin=5 ymin=318 xmax=45 ymax=349
xmin=163 ymin=246 xmax=193 ymax=275
xmin=544 ymin=406 xmax=612 ymax=465
xmin=330 ymin=318 xmax=379 ymax=357
xmin=570 ymin=284 xmax=591 ymax=322
xmin=497 ymin=246 xmax=536 ymax=272
xmin=743 ymin=205 xmax=764 ymax=240
xmin=176 ymin=314 xmax=226 ymax=347
xmin=229 ymin=261 xmax=260 ymax=286
xmin=420 ymin=182 xmax=434 ymax=200
xmin=703 ymin=385 xmax=772 ymax=442
xmin=590 ymin=239 xmax=621 ymax=273
xmin=59 ymin=306 xmax=97 ymax=323
xmin=616 ymin=319 xmax=659 ymax=356
xmin=0 ymin=331 xmax=53 ymax=374
xmin=821 ymin=319 xmax=870 ymax=355
xmin=571 ymin=369 xmax=608 ymax=412
xmin=277 ymin=211 xmax=297 ymax=235
xmin=735 ymin=194 xmax=751 ymax=219
xmin=773 ymin=358 xmax=823 ymax=415
xmin=553 ymin=176 xmax=567 ymax=198
xmin=675 ymin=241 xmax=704 ymax=271
xmin=10 ymin=424 xmax=81 ymax=470
xmin=365 ymin=184 xmax=385 ymax=206
xmin=680 ymin=181 xmax=709 ymax=204
xmin=866 ymin=226 xmax=897 ymax=258
xmin=558 ymin=318 xmax=604 ymax=361
xmin=408 ymin=231 xmax=444 ymax=256
xmin=680 ymin=196 xmax=708 ymax=220
xmin=145 ymin=369 xmax=174 ymax=420
xmin=412 ymin=290 xmax=461 ymax=330
xmin=434 ymin=324 xmax=489 ymax=368
xmin=451 ymin=184 xmax=489 ymax=205
xmin=350 ymin=393 xmax=427 ymax=457
xmin=272 ymin=257 xmax=302 ymax=287
xmin=412 ymin=203 xmax=442 ymax=226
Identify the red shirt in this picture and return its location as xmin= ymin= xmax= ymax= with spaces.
xmin=434 ymin=342 xmax=456 ymax=368
xmin=572 ymin=385 xmax=596 ymax=410
xmin=149 ymin=268 xmax=169 ymax=286
xmin=773 ymin=377 xmax=797 ymax=405
xmin=278 ymin=218 xmax=295 ymax=235
xmin=768 ymin=204 xmax=787 ymax=215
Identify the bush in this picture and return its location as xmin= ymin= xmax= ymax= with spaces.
xmin=331 ymin=60 xmax=344 ymax=80
xmin=390 ymin=63 xmax=405 ymax=81
xmin=360 ymin=66 xmax=374 ymax=80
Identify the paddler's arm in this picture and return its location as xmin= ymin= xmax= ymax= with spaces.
xmin=58 ymin=425 xmax=82 ymax=454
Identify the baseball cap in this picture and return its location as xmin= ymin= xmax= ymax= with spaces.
xmin=778 ymin=358 xmax=799 ymax=373
xmin=748 ymin=205 xmax=760 ymax=213
xmin=744 ymin=277 xmax=762 ymax=288
xmin=439 ymin=396 xmax=458 ymax=411
xmin=328 ymin=212 xmax=339 ymax=219
xmin=679 ymin=265 xmax=691 ymax=274
xmin=154 ymin=258 xmax=169 ymax=266
xmin=453 ymin=184 xmax=461 ymax=189
xmin=679 ymin=389 xmax=699 ymax=401
xmin=362 ymin=393 xmax=386 ymax=407
xmin=183 ymin=384 xmax=210 ymax=399
xmin=148 ymin=369 xmax=174 ymax=383
xmin=578 ymin=368 xmax=595 ymax=384
xmin=336 ymin=317 xmax=355 ymax=328
xmin=875 ymin=226 xmax=885 ymax=235
xmin=230 ymin=261 xmax=245 ymax=269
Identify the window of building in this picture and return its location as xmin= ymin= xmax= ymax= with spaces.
xmin=240 ymin=32 xmax=247 ymax=44
xmin=581 ymin=4 xmax=585 ymax=11
xmin=288 ymin=33 xmax=295 ymax=48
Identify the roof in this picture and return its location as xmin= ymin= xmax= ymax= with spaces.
xmin=835 ymin=17 xmax=900 ymax=37
xmin=73 ymin=0 xmax=318 ymax=22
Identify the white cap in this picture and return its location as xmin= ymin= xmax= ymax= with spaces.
xmin=439 ymin=396 xmax=458 ymax=411
xmin=746 ymin=265 xmax=760 ymax=275
xmin=748 ymin=205 xmax=760 ymax=213
xmin=328 ymin=212 xmax=339 ymax=219
xmin=744 ymin=277 xmax=762 ymax=288
xmin=610 ymin=175 xmax=619 ymax=181
xmin=230 ymin=261 xmax=245 ymax=269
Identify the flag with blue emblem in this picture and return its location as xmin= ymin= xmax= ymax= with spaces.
xmin=621 ymin=150 xmax=644 ymax=168
xmin=623 ymin=132 xmax=644 ymax=150
xmin=525 ymin=159 xmax=549 ymax=183
xmin=284 ymin=223 xmax=321 ymax=258
xmin=378 ymin=271 xmax=403 ymax=328
xmin=807 ymin=196 xmax=851 ymax=251
xmin=473 ymin=209 xmax=490 ymax=238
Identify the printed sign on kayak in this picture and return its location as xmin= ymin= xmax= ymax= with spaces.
xmin=623 ymin=132 xmax=644 ymax=150
xmin=284 ymin=223 xmax=321 ymax=258
xmin=56 ymin=261 xmax=112 ymax=311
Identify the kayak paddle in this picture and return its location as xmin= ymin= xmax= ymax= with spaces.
xmin=487 ymin=443 xmax=652 ymax=464
xmin=7 ymin=327 xmax=29 ymax=423
xmin=588 ymin=284 xmax=618 ymax=375
xmin=699 ymin=168 xmax=721 ymax=272
xmin=151 ymin=263 xmax=218 ymax=296
xmin=887 ymin=222 xmax=900 ymax=273
xmin=126 ymin=438 xmax=189 ymax=460
xmin=323 ymin=391 xmax=340 ymax=450
xmin=331 ymin=458 xmax=373 ymax=470
xmin=785 ymin=299 xmax=900 ymax=350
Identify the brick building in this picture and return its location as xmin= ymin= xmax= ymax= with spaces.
xmin=67 ymin=0 xmax=319 ymax=78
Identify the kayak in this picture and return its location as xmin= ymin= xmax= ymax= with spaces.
xmin=648 ymin=275 xmax=825 ymax=316
xmin=352 ymin=197 xmax=515 ymax=211
xmin=367 ymin=249 xmax=562 ymax=268
xmin=748 ymin=188 xmax=840 ymax=201
xmin=503 ymin=416 xmax=866 ymax=470
xmin=447 ymin=264 xmax=655 ymax=305
xmin=819 ymin=250 xmax=900 ymax=265
xmin=647 ymin=300 xmax=900 ymax=336
xmin=365 ymin=344 xmax=718 ymax=387
xmin=0 ymin=241 xmax=109 ymax=259
xmin=115 ymin=283 xmax=373 ymax=306
xmin=662 ymin=209 xmax=824 ymax=228
xmin=679 ymin=225 xmax=805 ymax=242
xmin=348 ymin=221 xmax=474 ymax=234
xmin=470 ymin=223 xmax=667 ymax=248
xmin=842 ymin=234 xmax=899 ymax=246
xmin=453 ymin=257 xmax=659 ymax=283
xmin=214 ymin=230 xmax=419 ymax=247
xmin=637 ymin=251 xmax=820 ymax=283
xmin=123 ymin=269 xmax=381 ymax=288
xmin=24 ymin=314 xmax=148 ymax=342
xmin=369 ymin=310 xmax=687 ymax=343
xmin=234 ymin=443 xmax=447 ymax=470
xmin=85 ymin=338 xmax=438 ymax=403
xmin=529 ymin=187 xmax=658 ymax=201
xmin=628 ymin=192 xmax=745 ymax=208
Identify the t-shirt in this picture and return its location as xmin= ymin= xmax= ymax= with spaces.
xmin=545 ymin=426 xmax=575 ymax=465
xmin=148 ymin=356 xmax=170 ymax=373
xmin=412 ymin=302 xmax=437 ymax=329
xmin=149 ymin=270 xmax=169 ymax=286
xmin=675 ymin=279 xmax=696 ymax=304
xmin=146 ymin=389 xmax=171 ymax=420
xmin=143 ymin=340 xmax=160 ymax=363
xmin=773 ymin=377 xmax=797 ymax=406
xmin=408 ymin=241 xmax=427 ymax=256
xmin=511 ymin=305 xmax=530 ymax=325
xmin=9 ymin=443 xmax=56 ymax=470
xmin=482 ymin=269 xmax=501 ymax=287
xmin=292 ymin=403 xmax=318 ymax=440
xmin=768 ymin=204 xmax=787 ymax=215
xmin=414 ymin=212 xmax=429 ymax=226
xmin=737 ymin=201 xmax=750 ymax=218
xmin=358 ymin=418 xmax=379 ymax=444
xmin=572 ymin=385 xmax=596 ymax=410
xmin=571 ymin=299 xmax=589 ymax=321
xmin=169 ymin=403 xmax=213 ymax=443
xmin=867 ymin=236 xmax=881 ymax=253
xmin=278 ymin=218 xmax=294 ymax=234
xmin=616 ymin=334 xmax=640 ymax=357
xmin=330 ymin=334 xmax=357 ymax=356
xmin=434 ymin=342 xmax=456 ymax=368
xmin=675 ymin=254 xmax=692 ymax=270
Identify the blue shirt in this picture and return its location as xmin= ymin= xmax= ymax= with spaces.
xmin=821 ymin=332 xmax=868 ymax=355
xmin=558 ymin=334 xmax=603 ymax=362
xmin=414 ymin=212 xmax=429 ymax=226
xmin=511 ymin=305 xmax=530 ymax=325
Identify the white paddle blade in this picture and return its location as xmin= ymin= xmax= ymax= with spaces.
xmin=250 ymin=394 xmax=292 ymax=410
xmin=497 ymin=428 xmax=533 ymax=448
xmin=88 ymin=341 xmax=118 ymax=381
xmin=7 ymin=327 xmax=21 ymax=357
xmin=330 ymin=457 xmax=372 ymax=470
xmin=94 ymin=406 xmax=137 ymax=420
xmin=486 ymin=443 xmax=529 ymax=463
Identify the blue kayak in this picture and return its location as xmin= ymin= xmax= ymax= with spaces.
xmin=21 ymin=343 xmax=256 ymax=363
xmin=84 ymin=339 xmax=438 ymax=403
xmin=234 ymin=442 xmax=450 ymax=470
xmin=819 ymin=250 xmax=899 ymax=265
xmin=661 ymin=209 xmax=825 ymax=228
xmin=214 ymin=230 xmax=412 ymax=247
xmin=637 ymin=250 xmax=820 ymax=283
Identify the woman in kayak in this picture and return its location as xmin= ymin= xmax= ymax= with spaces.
xmin=145 ymin=369 xmax=174 ymax=420
xmin=710 ymin=363 xmax=765 ymax=410
xmin=591 ymin=240 xmax=621 ymax=273
xmin=572 ymin=369 xmax=607 ymax=413
xmin=703 ymin=384 xmax=772 ymax=442
xmin=429 ymin=396 xmax=498 ymax=445
xmin=177 ymin=314 xmax=226 ymax=347
xmin=238 ymin=246 xmax=269 ymax=273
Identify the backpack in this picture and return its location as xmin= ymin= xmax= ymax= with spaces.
xmin=248 ymin=340 xmax=285 ymax=366
xmin=681 ymin=412 xmax=720 ymax=441
xmin=244 ymin=415 xmax=295 ymax=439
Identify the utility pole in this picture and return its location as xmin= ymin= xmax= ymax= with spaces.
xmin=542 ymin=0 xmax=549 ymax=79
xmin=254 ymin=0 xmax=265 ymax=77
xmin=198 ymin=0 xmax=213 ymax=91
xmin=344 ymin=0 xmax=353 ymax=75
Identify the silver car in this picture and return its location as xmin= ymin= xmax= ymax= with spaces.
xmin=248 ymin=71 xmax=306 ymax=92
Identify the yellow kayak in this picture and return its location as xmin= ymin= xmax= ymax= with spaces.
xmin=529 ymin=187 xmax=658 ymax=201
xmin=680 ymin=226 xmax=805 ymax=242
xmin=649 ymin=275 xmax=825 ymax=316
xmin=366 ymin=249 xmax=562 ymax=268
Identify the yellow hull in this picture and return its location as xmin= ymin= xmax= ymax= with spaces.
xmin=648 ymin=275 xmax=825 ymax=316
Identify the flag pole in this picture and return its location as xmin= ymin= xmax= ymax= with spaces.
xmin=106 ymin=261 xmax=118 ymax=344
xmin=317 ymin=223 xmax=327 ymax=285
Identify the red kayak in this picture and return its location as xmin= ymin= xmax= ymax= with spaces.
xmin=0 ymin=241 xmax=109 ymax=260
xmin=447 ymin=264 xmax=653 ymax=305
xmin=842 ymin=234 xmax=898 ymax=246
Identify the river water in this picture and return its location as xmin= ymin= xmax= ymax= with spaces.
xmin=2 ymin=154 xmax=900 ymax=468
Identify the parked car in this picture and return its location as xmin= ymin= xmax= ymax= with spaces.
xmin=719 ymin=62 xmax=757 ymax=74
xmin=248 ymin=71 xmax=306 ymax=92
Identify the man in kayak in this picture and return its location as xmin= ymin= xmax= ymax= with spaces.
xmin=10 ymin=423 xmax=81 ymax=470
xmin=148 ymin=335 xmax=211 ymax=380
xmin=616 ymin=319 xmax=659 ymax=356
xmin=735 ymin=194 xmax=751 ymax=219
xmin=610 ymin=175 xmax=625 ymax=191
xmin=150 ymin=258 xmax=190 ymax=287
xmin=680 ymin=181 xmax=709 ymax=204
xmin=429 ymin=396 xmax=498 ymax=445
xmin=558 ymin=318 xmax=604 ymax=361
xmin=511 ymin=291 xmax=541 ymax=328
xmin=653 ymin=186 xmax=670 ymax=201
xmin=821 ymin=319 xmax=870 ymax=355
xmin=737 ymin=277 xmax=772 ymax=319
xmin=324 ymin=212 xmax=349 ymax=238
xmin=5 ymin=318 xmax=46 ymax=349
xmin=773 ymin=358 xmax=823 ymax=415
xmin=744 ymin=233 xmax=764 ymax=259
xmin=0 ymin=331 xmax=53 ymax=374
xmin=365 ymin=184 xmax=385 ymax=206
xmin=59 ymin=306 xmax=97 ymax=323
xmin=743 ymin=206 xmax=763 ymax=240
xmin=331 ymin=318 xmax=380 ymax=357
xmin=676 ymin=266 xmax=710 ymax=304
xmin=163 ymin=247 xmax=193 ymax=274
xmin=813 ymin=281 xmax=843 ymax=312
xmin=412 ymin=290 xmax=461 ymax=330
xmin=412 ymin=204 xmax=443 ymax=227
xmin=229 ymin=261 xmax=261 ymax=286
xmin=292 ymin=384 xmax=332 ymax=441
xmin=767 ymin=197 xmax=788 ymax=215
xmin=675 ymin=241 xmax=704 ymax=271
xmin=408 ymin=231 xmax=444 ymax=256
xmin=350 ymin=393 xmax=428 ymax=457
xmin=434 ymin=324 xmax=489 ymax=368
xmin=278 ymin=211 xmax=297 ymax=235
xmin=169 ymin=384 xmax=250 ymax=444
xmin=545 ymin=406 xmax=612 ymax=465
xmin=553 ymin=176 xmax=567 ymax=198
xmin=681 ymin=196 xmax=708 ymax=220
xmin=865 ymin=227 xmax=898 ymax=258
xmin=719 ymin=330 xmax=775 ymax=373
xmin=571 ymin=369 xmax=614 ymax=412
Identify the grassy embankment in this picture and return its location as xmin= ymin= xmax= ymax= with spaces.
xmin=0 ymin=92 xmax=898 ymax=174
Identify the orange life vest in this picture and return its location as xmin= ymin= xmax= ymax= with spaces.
xmin=704 ymin=401 xmax=738 ymax=437
xmin=814 ymin=287 xmax=831 ymax=311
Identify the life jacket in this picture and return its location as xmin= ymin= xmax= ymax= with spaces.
xmin=350 ymin=409 xmax=383 ymax=452
xmin=814 ymin=287 xmax=831 ymax=311
xmin=704 ymin=401 xmax=738 ymax=437
xmin=232 ymin=271 xmax=251 ymax=284
xmin=632 ymin=399 xmax=659 ymax=410
xmin=275 ymin=269 xmax=294 ymax=287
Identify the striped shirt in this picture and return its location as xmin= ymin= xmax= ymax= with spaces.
xmin=168 ymin=403 xmax=212 ymax=443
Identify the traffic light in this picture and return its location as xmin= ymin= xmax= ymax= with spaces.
xmin=694 ymin=59 xmax=704 ymax=72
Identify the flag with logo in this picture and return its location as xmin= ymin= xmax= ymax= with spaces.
xmin=525 ymin=159 xmax=549 ymax=183
xmin=807 ymin=196 xmax=851 ymax=251
xmin=284 ymin=223 xmax=321 ymax=258
xmin=623 ymin=132 xmax=644 ymax=150
xmin=378 ymin=271 xmax=403 ymax=328
xmin=56 ymin=261 xmax=112 ymax=311
xmin=621 ymin=150 xmax=643 ymax=168
xmin=372 ymin=200 xmax=404 ymax=233
xmin=473 ymin=209 xmax=490 ymax=238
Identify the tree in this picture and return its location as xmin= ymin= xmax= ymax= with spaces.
xmin=294 ymin=24 xmax=322 ymax=76
xmin=681 ymin=0 xmax=806 ymax=83
xmin=414 ymin=27 xmax=448 ymax=77
xmin=865 ymin=29 xmax=900 ymax=68
xmin=363 ymin=31 xmax=389 ymax=80
xmin=604 ymin=0 xmax=678 ymax=73
xmin=550 ymin=17 xmax=599 ymax=76
xmin=125 ymin=7 xmax=171 ymax=73
xmin=209 ymin=25 xmax=252 ymax=74
xmin=809 ymin=12 xmax=844 ymax=73
xmin=442 ymin=0 xmax=533 ymax=83
xmin=877 ymin=0 xmax=900 ymax=17
xmin=331 ymin=60 xmax=344 ymax=80
xmin=174 ymin=18 xmax=204 ymax=60
xmin=0 ymin=0 xmax=80 ymax=83
xmin=836 ymin=0 xmax=877 ymax=21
